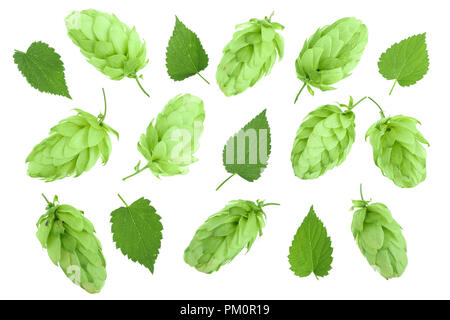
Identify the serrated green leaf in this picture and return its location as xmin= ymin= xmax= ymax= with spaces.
xmin=13 ymin=41 xmax=71 ymax=99
xmin=219 ymin=109 xmax=271 ymax=189
xmin=166 ymin=16 xmax=209 ymax=83
xmin=288 ymin=206 xmax=333 ymax=279
xmin=111 ymin=196 xmax=163 ymax=274
xmin=378 ymin=33 xmax=429 ymax=94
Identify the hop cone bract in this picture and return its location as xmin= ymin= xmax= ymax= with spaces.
xmin=291 ymin=99 xmax=357 ymax=179
xmin=126 ymin=94 xmax=205 ymax=179
xmin=65 ymin=9 xmax=148 ymax=80
xmin=366 ymin=115 xmax=429 ymax=188
xmin=295 ymin=17 xmax=368 ymax=97
xmin=216 ymin=14 xmax=284 ymax=96
xmin=351 ymin=191 xmax=407 ymax=279
xmin=36 ymin=195 xmax=106 ymax=293
xmin=184 ymin=200 xmax=275 ymax=274
xmin=26 ymin=109 xmax=118 ymax=182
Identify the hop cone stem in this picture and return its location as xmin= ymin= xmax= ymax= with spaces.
xmin=350 ymin=96 xmax=368 ymax=110
xmin=294 ymin=83 xmax=307 ymax=104
xmin=98 ymin=88 xmax=108 ymax=124
xmin=367 ymin=97 xmax=386 ymax=118
xmin=135 ymin=76 xmax=150 ymax=98
xmin=41 ymin=193 xmax=52 ymax=206
xmin=122 ymin=165 xmax=149 ymax=181
xmin=260 ymin=202 xmax=281 ymax=207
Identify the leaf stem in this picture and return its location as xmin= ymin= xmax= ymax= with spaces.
xmin=135 ymin=76 xmax=150 ymax=98
xmin=122 ymin=165 xmax=149 ymax=181
xmin=216 ymin=174 xmax=235 ymax=191
xmin=389 ymin=80 xmax=398 ymax=96
xmin=367 ymin=97 xmax=386 ymax=118
xmin=197 ymin=73 xmax=210 ymax=85
xmin=294 ymin=83 xmax=307 ymax=104
xmin=117 ymin=194 xmax=129 ymax=207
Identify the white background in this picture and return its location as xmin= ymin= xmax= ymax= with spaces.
xmin=0 ymin=0 xmax=448 ymax=300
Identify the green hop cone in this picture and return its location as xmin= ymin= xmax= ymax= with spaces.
xmin=294 ymin=17 xmax=368 ymax=103
xmin=36 ymin=195 xmax=107 ymax=293
xmin=65 ymin=9 xmax=150 ymax=97
xmin=216 ymin=13 xmax=284 ymax=97
xmin=124 ymin=94 xmax=205 ymax=180
xmin=366 ymin=106 xmax=429 ymax=188
xmin=26 ymin=90 xmax=118 ymax=182
xmin=351 ymin=186 xmax=407 ymax=279
xmin=184 ymin=200 xmax=279 ymax=274
xmin=291 ymin=97 xmax=366 ymax=179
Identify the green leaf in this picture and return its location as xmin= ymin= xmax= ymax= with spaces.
xmin=111 ymin=195 xmax=163 ymax=274
xmin=288 ymin=206 xmax=333 ymax=279
xmin=13 ymin=41 xmax=71 ymax=99
xmin=217 ymin=109 xmax=271 ymax=190
xmin=378 ymin=33 xmax=429 ymax=95
xmin=166 ymin=16 xmax=209 ymax=83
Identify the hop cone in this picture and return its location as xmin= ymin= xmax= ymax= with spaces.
xmin=26 ymin=108 xmax=118 ymax=182
xmin=184 ymin=200 xmax=277 ymax=274
xmin=291 ymin=97 xmax=360 ymax=179
xmin=216 ymin=14 xmax=284 ymax=97
xmin=65 ymin=9 xmax=148 ymax=81
xmin=366 ymin=115 xmax=429 ymax=188
xmin=36 ymin=195 xmax=106 ymax=293
xmin=351 ymin=188 xmax=407 ymax=279
xmin=294 ymin=17 xmax=368 ymax=101
xmin=124 ymin=94 xmax=205 ymax=180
